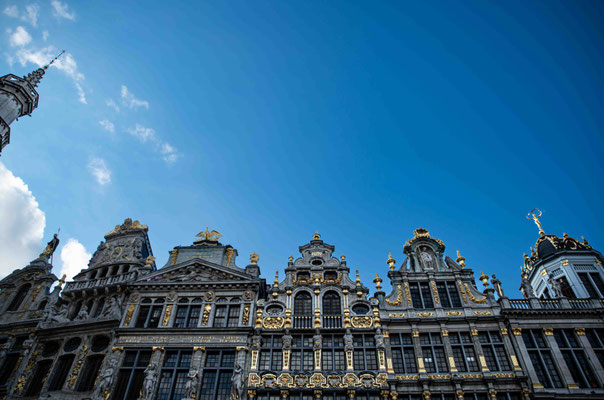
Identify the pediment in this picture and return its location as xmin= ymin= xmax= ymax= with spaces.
xmin=137 ymin=259 xmax=255 ymax=284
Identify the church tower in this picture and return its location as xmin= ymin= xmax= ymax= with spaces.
xmin=0 ymin=51 xmax=63 ymax=155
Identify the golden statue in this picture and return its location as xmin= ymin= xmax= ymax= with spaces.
xmin=526 ymin=208 xmax=545 ymax=235
xmin=250 ymin=252 xmax=259 ymax=264
xmin=196 ymin=228 xmax=222 ymax=241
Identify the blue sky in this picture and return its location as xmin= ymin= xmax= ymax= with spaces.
xmin=1 ymin=1 xmax=603 ymax=297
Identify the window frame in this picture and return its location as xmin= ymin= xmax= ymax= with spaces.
xmin=156 ymin=349 xmax=193 ymax=400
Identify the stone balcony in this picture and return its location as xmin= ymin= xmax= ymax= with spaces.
xmin=501 ymin=297 xmax=604 ymax=311
xmin=63 ymin=270 xmax=139 ymax=294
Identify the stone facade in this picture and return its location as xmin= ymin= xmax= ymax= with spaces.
xmin=0 ymin=222 xmax=603 ymax=400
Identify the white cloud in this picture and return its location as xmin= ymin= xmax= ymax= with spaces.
xmin=160 ymin=143 xmax=180 ymax=164
xmin=21 ymin=4 xmax=39 ymax=26
xmin=99 ymin=119 xmax=115 ymax=133
xmin=9 ymin=26 xmax=32 ymax=47
xmin=0 ymin=162 xmax=46 ymax=278
xmin=106 ymin=99 xmax=120 ymax=112
xmin=51 ymin=0 xmax=75 ymax=20
xmin=121 ymin=85 xmax=149 ymax=110
xmin=127 ymin=124 xmax=155 ymax=142
xmin=59 ymin=239 xmax=90 ymax=282
xmin=42 ymin=30 xmax=49 ymax=41
xmin=126 ymin=124 xmax=181 ymax=164
xmin=15 ymin=46 xmax=87 ymax=103
xmin=3 ymin=5 xmax=18 ymax=18
xmin=3 ymin=4 xmax=39 ymax=26
xmin=87 ymin=157 xmax=111 ymax=185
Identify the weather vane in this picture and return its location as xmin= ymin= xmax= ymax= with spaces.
xmin=44 ymin=50 xmax=65 ymax=70
xmin=526 ymin=208 xmax=545 ymax=235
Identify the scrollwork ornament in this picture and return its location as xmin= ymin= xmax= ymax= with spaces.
xmin=385 ymin=285 xmax=403 ymax=306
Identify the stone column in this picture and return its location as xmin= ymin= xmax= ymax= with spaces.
xmin=498 ymin=327 xmax=522 ymax=372
xmin=468 ymin=325 xmax=489 ymax=373
xmin=440 ymin=329 xmax=457 ymax=373
xmin=508 ymin=327 xmax=543 ymax=389
xmin=576 ymin=327 xmax=604 ymax=379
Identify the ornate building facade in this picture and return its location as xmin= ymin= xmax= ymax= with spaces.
xmin=0 ymin=220 xmax=603 ymax=400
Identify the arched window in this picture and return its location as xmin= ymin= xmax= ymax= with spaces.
xmin=294 ymin=292 xmax=312 ymax=315
xmin=323 ymin=291 xmax=341 ymax=315
xmin=7 ymin=284 xmax=31 ymax=311
xmin=38 ymin=300 xmax=48 ymax=311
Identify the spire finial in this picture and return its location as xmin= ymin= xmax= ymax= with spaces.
xmin=386 ymin=252 xmax=396 ymax=271
xmin=456 ymin=250 xmax=466 ymax=268
xmin=373 ymin=273 xmax=383 ymax=291
xmin=313 ymin=231 xmax=321 ymax=240
xmin=44 ymin=50 xmax=65 ymax=70
xmin=526 ymin=208 xmax=545 ymax=236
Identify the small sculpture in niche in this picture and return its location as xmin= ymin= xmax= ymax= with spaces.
xmin=419 ymin=246 xmax=436 ymax=270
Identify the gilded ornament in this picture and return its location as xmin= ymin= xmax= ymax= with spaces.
xmin=385 ymin=285 xmax=403 ymax=306
xmin=479 ymin=271 xmax=489 ymax=288
xmin=459 ymin=373 xmax=483 ymax=379
xmin=263 ymin=317 xmax=285 ymax=329
xmin=387 ymin=253 xmax=396 ymax=270
xmin=417 ymin=312 xmax=434 ymax=317
xmin=313 ymin=231 xmax=321 ymax=239
xmin=202 ymin=304 xmax=211 ymax=326
xmin=204 ymin=291 xmax=215 ymax=302
xmin=404 ymin=282 xmax=412 ymax=305
xmin=196 ymin=227 xmax=222 ymax=241
xmin=309 ymin=372 xmax=327 ymax=388
xmin=446 ymin=311 xmax=462 ymax=316
xmin=474 ymin=310 xmax=492 ymax=316
xmin=395 ymin=375 xmax=419 ymax=380
xmin=412 ymin=331 xmax=419 ymax=338
xmin=431 ymin=281 xmax=440 ymax=304
xmin=511 ymin=327 xmax=522 ymax=336
xmin=500 ymin=328 xmax=508 ymax=335
xmin=351 ymin=316 xmax=373 ymax=329
xmin=456 ymin=250 xmax=466 ymax=268
xmin=340 ymin=373 xmax=359 ymax=388
xmin=106 ymin=218 xmax=148 ymax=236
xmin=250 ymin=252 xmax=259 ymax=264
xmin=144 ymin=255 xmax=155 ymax=267
xmin=429 ymin=374 xmax=451 ymax=380
xmin=162 ymin=304 xmax=173 ymax=326
xmin=169 ymin=248 xmax=179 ymax=265
xmin=464 ymin=283 xmax=487 ymax=304
xmin=242 ymin=304 xmax=251 ymax=325
xmin=124 ymin=304 xmax=136 ymax=326
xmin=388 ymin=313 xmax=406 ymax=318
xmin=526 ymin=208 xmax=545 ymax=235
xmin=458 ymin=281 xmax=468 ymax=303
xmin=575 ymin=327 xmax=586 ymax=336
xmin=492 ymin=372 xmax=515 ymax=378
xmin=441 ymin=330 xmax=449 ymax=336
xmin=543 ymin=328 xmax=553 ymax=336
xmin=225 ymin=247 xmax=234 ymax=267
xmin=68 ymin=345 xmax=88 ymax=388
xmin=471 ymin=329 xmax=478 ymax=336
xmin=277 ymin=373 xmax=293 ymax=388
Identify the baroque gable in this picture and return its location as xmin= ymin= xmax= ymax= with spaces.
xmin=137 ymin=259 xmax=256 ymax=285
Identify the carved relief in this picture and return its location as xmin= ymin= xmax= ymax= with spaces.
xmin=385 ymin=285 xmax=403 ymax=306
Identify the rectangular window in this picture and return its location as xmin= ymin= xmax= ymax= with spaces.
xmin=522 ymin=330 xmax=563 ymax=388
xmin=579 ymin=273 xmax=600 ymax=298
xmin=113 ymin=350 xmax=152 ymax=400
xmin=322 ymin=335 xmax=345 ymax=371
xmin=259 ymin=336 xmax=282 ymax=371
xmin=353 ymin=335 xmax=378 ymax=370
xmin=135 ymin=302 xmax=164 ymax=328
xmin=590 ymin=273 xmax=604 ymax=296
xmin=586 ymin=328 xmax=604 ymax=368
xmin=173 ymin=306 xmax=187 ymax=328
xmin=450 ymin=332 xmax=478 ymax=372
xmin=390 ymin=333 xmax=417 ymax=374
xmin=199 ymin=350 xmax=235 ymax=400
xmin=420 ymin=333 xmax=447 ymax=373
xmin=213 ymin=305 xmax=226 ymax=328
xmin=436 ymin=282 xmax=462 ymax=308
xmin=478 ymin=331 xmax=510 ymax=371
xmin=409 ymin=282 xmax=434 ymax=309
xmin=156 ymin=349 xmax=192 ymax=400
xmin=227 ymin=305 xmax=240 ymax=327
xmin=291 ymin=335 xmax=313 ymax=372
xmin=554 ymin=329 xmax=599 ymax=388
